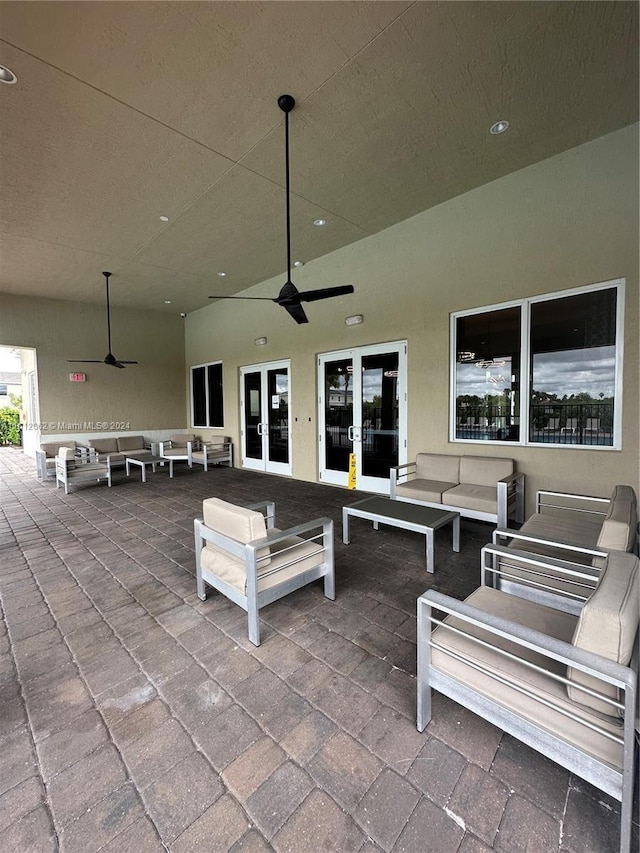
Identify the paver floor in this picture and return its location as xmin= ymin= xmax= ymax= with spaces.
xmin=0 ymin=447 xmax=637 ymax=852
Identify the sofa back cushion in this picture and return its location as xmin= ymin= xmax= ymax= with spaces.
xmin=596 ymin=485 xmax=638 ymax=552
xmin=117 ymin=435 xmax=145 ymax=452
xmin=41 ymin=441 xmax=76 ymax=458
xmin=415 ymin=453 xmax=460 ymax=484
xmin=568 ymin=551 xmax=639 ymax=716
xmin=170 ymin=433 xmax=196 ymax=447
xmin=58 ymin=447 xmax=76 ymax=461
xmin=89 ymin=438 xmax=119 ymax=453
xmin=459 ymin=456 xmax=514 ymax=487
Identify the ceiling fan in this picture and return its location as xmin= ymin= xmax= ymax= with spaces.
xmin=68 ymin=271 xmax=138 ymax=369
xmin=209 ymin=94 xmax=354 ymax=324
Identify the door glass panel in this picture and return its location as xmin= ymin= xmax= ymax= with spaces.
xmin=267 ymin=368 xmax=289 ymax=464
xmin=243 ymin=372 xmax=262 ymax=460
xmin=324 ymin=358 xmax=353 ymax=473
xmin=361 ymin=352 xmax=399 ymax=478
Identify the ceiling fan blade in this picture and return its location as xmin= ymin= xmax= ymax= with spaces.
xmin=116 ymin=360 xmax=138 ymax=364
xmin=283 ymin=302 xmax=309 ymax=324
xmin=297 ymin=285 xmax=355 ymax=303
xmin=67 ymin=359 xmax=103 ymax=363
xmin=208 ymin=296 xmax=276 ymax=301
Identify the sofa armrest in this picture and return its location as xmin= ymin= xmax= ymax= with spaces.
xmin=492 ymin=527 xmax=607 ymax=561
xmin=496 ymin=471 xmax=525 ymax=526
xmin=535 ymin=490 xmax=610 ymax=517
xmin=390 ymin=462 xmax=417 ymax=498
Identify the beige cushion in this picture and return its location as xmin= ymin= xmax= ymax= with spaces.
xmin=596 ymin=487 xmax=638 ymax=552
xmin=41 ymin=440 xmax=76 ymax=458
xmin=170 ymin=433 xmax=196 ymax=447
xmin=431 ymin=587 xmax=624 ymax=770
xmin=89 ymin=438 xmax=118 ymax=453
xmin=117 ymin=435 xmax=145 ymax=452
xmin=443 ymin=483 xmax=497 ymax=515
xmin=201 ymin=498 xmax=271 ymax=582
xmin=58 ymin=447 xmax=76 ymax=462
xmin=415 ymin=453 xmax=460 ymax=484
xmin=396 ymin=479 xmax=457 ymax=503
xmin=567 ymin=552 xmax=639 ymax=716
xmin=459 ymin=456 xmax=514 ymax=487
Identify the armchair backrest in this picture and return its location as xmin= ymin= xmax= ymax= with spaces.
xmin=41 ymin=440 xmax=76 ymax=458
xmin=596 ymin=486 xmax=638 ymax=553
xmin=170 ymin=433 xmax=196 ymax=448
xmin=89 ymin=437 xmax=118 ymax=454
xmin=202 ymin=497 xmax=270 ymax=569
xmin=568 ymin=551 xmax=639 ymax=716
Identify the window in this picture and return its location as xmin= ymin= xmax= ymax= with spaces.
xmin=191 ymin=362 xmax=223 ymax=428
xmin=0 ymin=385 xmax=7 ymax=396
xmin=451 ymin=280 xmax=623 ymax=449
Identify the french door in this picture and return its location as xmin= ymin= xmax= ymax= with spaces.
xmin=240 ymin=360 xmax=291 ymax=476
xmin=318 ymin=342 xmax=407 ymax=493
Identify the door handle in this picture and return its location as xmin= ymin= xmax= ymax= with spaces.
xmin=257 ymin=422 xmax=265 ymax=436
xmin=347 ymin=425 xmax=354 ymax=442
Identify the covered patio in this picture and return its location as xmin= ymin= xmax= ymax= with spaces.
xmin=0 ymin=447 xmax=636 ymax=852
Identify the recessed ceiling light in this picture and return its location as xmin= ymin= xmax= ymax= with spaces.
xmin=164 ymin=300 xmax=172 ymax=304
xmin=313 ymin=218 xmax=327 ymax=227
xmin=159 ymin=215 xmax=170 ymax=222
xmin=0 ymin=65 xmax=17 ymax=85
xmin=489 ymin=120 xmax=510 ymax=135
xmin=217 ymin=271 xmax=227 ymax=277
xmin=293 ymin=260 xmax=304 ymax=268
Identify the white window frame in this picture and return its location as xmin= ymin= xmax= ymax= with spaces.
xmin=450 ymin=278 xmax=624 ymax=450
xmin=190 ymin=361 xmax=224 ymax=429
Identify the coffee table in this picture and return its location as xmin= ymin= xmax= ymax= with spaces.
xmin=342 ymin=496 xmax=460 ymax=574
xmin=125 ymin=454 xmax=172 ymax=482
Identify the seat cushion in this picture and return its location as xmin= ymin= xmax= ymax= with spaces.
xmin=415 ymin=453 xmax=460 ymax=484
xmin=568 ymin=552 xmax=639 ymax=716
xmin=201 ymin=498 xmax=271 ymax=586
xmin=117 ymin=435 xmax=145 ymax=452
xmin=443 ymin=483 xmax=497 ymax=515
xmin=200 ymin=527 xmax=324 ymax=595
xmin=431 ymin=587 xmax=624 ymax=770
xmin=396 ymin=479 xmax=457 ymax=504
xmin=459 ymin=456 xmax=514 ymax=487
xmin=89 ymin=438 xmax=119 ymax=454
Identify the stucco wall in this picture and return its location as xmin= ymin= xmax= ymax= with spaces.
xmin=185 ymin=125 xmax=639 ymax=511
xmin=0 ymin=295 xmax=187 ymax=440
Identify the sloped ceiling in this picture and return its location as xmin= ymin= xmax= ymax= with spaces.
xmin=0 ymin=1 xmax=637 ymax=311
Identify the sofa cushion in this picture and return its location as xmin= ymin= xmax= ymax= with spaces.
xmin=201 ymin=498 xmax=271 ymax=587
xmin=170 ymin=433 xmax=196 ymax=447
xmin=459 ymin=456 xmax=514 ymax=487
xmin=443 ymin=483 xmax=498 ymax=516
xmin=396 ymin=479 xmax=458 ymax=504
xmin=415 ymin=453 xmax=460 ymax=484
xmin=89 ymin=438 xmax=119 ymax=453
xmin=568 ymin=552 xmax=639 ymax=716
xmin=117 ymin=435 xmax=145 ymax=452
xmin=596 ymin=486 xmax=638 ymax=552
xmin=41 ymin=441 xmax=76 ymax=458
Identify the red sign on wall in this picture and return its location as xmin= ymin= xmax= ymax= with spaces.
xmin=69 ymin=372 xmax=86 ymax=382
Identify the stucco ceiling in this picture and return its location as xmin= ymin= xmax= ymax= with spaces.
xmin=0 ymin=1 xmax=637 ymax=312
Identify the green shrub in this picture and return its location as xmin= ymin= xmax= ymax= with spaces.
xmin=0 ymin=408 xmax=21 ymax=446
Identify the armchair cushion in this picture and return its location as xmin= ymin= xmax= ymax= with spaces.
xmin=596 ymin=487 xmax=638 ymax=552
xmin=41 ymin=440 xmax=77 ymax=458
xmin=170 ymin=433 xmax=196 ymax=447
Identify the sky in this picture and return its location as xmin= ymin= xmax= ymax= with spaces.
xmin=456 ymin=346 xmax=616 ymax=399
xmin=0 ymin=347 xmax=21 ymax=372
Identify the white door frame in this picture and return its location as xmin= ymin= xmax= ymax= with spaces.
xmin=240 ymin=359 xmax=292 ymax=476
xmin=318 ymin=341 xmax=407 ymax=493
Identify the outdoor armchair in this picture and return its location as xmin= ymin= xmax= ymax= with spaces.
xmin=159 ymin=433 xmax=198 ymax=467
xmin=190 ymin=436 xmax=233 ymax=471
xmin=55 ymin=446 xmax=111 ymax=494
xmin=194 ymin=497 xmax=334 ymax=645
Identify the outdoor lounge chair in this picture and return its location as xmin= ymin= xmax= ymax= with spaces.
xmin=194 ymin=497 xmax=334 ymax=645
xmin=417 ymin=549 xmax=639 ymax=853
xmin=159 ymin=433 xmax=198 ymax=468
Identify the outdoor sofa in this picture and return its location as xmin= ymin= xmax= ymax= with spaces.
xmin=390 ymin=452 xmax=524 ymax=528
